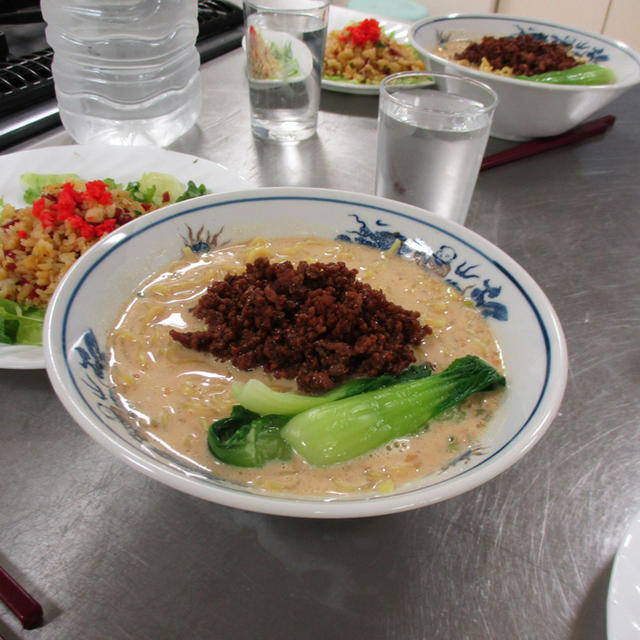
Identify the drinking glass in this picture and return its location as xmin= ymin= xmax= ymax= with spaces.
xmin=375 ymin=71 xmax=498 ymax=224
xmin=244 ymin=0 xmax=329 ymax=143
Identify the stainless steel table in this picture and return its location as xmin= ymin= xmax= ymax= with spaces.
xmin=1 ymin=46 xmax=639 ymax=640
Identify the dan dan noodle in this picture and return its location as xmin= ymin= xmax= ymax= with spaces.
xmin=107 ymin=237 xmax=504 ymax=497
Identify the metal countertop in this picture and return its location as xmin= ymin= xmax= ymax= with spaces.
xmin=1 ymin=46 xmax=639 ymax=640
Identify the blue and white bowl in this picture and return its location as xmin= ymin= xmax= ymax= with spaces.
xmin=44 ymin=188 xmax=567 ymax=518
xmin=410 ymin=14 xmax=640 ymax=140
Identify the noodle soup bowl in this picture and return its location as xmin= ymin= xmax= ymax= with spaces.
xmin=44 ymin=187 xmax=567 ymax=518
xmin=409 ymin=14 xmax=640 ymax=140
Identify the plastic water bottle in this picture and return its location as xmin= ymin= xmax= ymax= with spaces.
xmin=41 ymin=0 xmax=202 ymax=147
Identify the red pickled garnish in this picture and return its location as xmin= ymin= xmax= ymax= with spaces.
xmin=50 ymin=183 xmax=81 ymax=222
xmin=83 ymin=180 xmax=113 ymax=205
xmin=34 ymin=203 xmax=56 ymax=228
xmin=80 ymin=223 xmax=96 ymax=238
xmin=21 ymin=180 xmax=123 ymax=242
xmin=249 ymin=25 xmax=258 ymax=46
xmin=95 ymin=218 xmax=117 ymax=237
xmin=66 ymin=215 xmax=95 ymax=239
xmin=59 ymin=182 xmax=81 ymax=204
xmin=162 ymin=191 xmax=170 ymax=203
xmin=18 ymin=230 xmax=28 ymax=239
xmin=345 ymin=19 xmax=381 ymax=47
xmin=32 ymin=198 xmax=46 ymax=217
xmin=67 ymin=214 xmax=83 ymax=229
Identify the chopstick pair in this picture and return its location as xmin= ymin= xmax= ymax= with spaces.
xmin=481 ymin=115 xmax=616 ymax=171
xmin=0 ymin=565 xmax=43 ymax=629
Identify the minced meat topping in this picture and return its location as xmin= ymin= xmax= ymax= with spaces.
xmin=455 ymin=34 xmax=581 ymax=76
xmin=169 ymin=257 xmax=431 ymax=393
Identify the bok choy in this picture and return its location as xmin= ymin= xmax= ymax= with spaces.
xmin=208 ymin=356 xmax=505 ymax=468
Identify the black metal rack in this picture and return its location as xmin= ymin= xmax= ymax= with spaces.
xmin=0 ymin=0 xmax=244 ymax=148
xmin=0 ymin=47 xmax=52 ymax=119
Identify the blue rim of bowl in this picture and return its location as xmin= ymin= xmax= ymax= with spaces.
xmin=410 ymin=13 xmax=640 ymax=91
xmin=49 ymin=191 xmax=566 ymax=516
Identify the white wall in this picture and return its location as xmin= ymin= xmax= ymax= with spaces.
xmin=496 ymin=0 xmax=609 ymax=34
xmin=603 ymin=0 xmax=640 ymax=50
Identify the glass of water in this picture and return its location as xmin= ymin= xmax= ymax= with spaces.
xmin=244 ymin=0 xmax=329 ymax=143
xmin=375 ymin=71 xmax=498 ymax=225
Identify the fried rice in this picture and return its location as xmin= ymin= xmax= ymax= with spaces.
xmin=0 ymin=180 xmax=159 ymax=308
xmin=323 ymin=18 xmax=425 ymax=85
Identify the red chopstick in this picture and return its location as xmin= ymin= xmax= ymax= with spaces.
xmin=481 ymin=115 xmax=616 ymax=171
xmin=0 ymin=565 xmax=43 ymax=629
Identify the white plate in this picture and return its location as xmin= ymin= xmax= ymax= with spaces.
xmin=608 ymin=508 xmax=640 ymax=639
xmin=322 ymin=6 xmax=415 ymax=95
xmin=0 ymin=145 xmax=251 ymax=370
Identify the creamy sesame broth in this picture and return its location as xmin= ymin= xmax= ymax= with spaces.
xmin=434 ymin=39 xmax=471 ymax=59
xmin=107 ymin=237 xmax=504 ymax=497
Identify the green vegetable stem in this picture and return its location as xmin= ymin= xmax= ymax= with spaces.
xmin=208 ymin=356 xmax=505 ymax=468
xmin=231 ymin=364 xmax=433 ymax=416
xmin=515 ymin=63 xmax=615 ymax=85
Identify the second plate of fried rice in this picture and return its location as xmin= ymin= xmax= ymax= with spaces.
xmin=322 ymin=7 xmax=425 ymax=95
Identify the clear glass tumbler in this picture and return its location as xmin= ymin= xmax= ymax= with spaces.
xmin=375 ymin=71 xmax=498 ymax=224
xmin=244 ymin=0 xmax=329 ymax=143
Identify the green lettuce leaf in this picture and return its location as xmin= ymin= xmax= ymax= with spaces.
xmin=21 ymin=172 xmax=81 ymax=204
xmin=0 ymin=299 xmax=45 ymax=345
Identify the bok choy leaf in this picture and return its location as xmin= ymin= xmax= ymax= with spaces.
xmin=208 ymin=357 xmax=504 ymax=468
